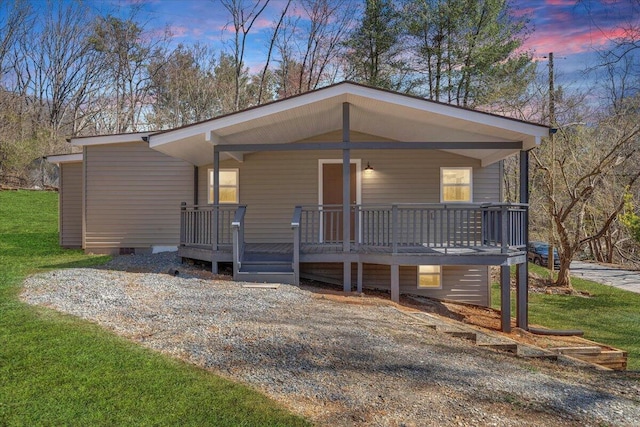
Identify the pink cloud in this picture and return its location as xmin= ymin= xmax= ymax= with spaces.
xmin=545 ymin=0 xmax=576 ymax=6
xmin=511 ymin=7 xmax=534 ymax=18
xmin=525 ymin=25 xmax=631 ymax=55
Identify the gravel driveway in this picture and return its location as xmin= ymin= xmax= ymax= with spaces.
xmin=21 ymin=253 xmax=640 ymax=426
xmin=571 ymin=261 xmax=640 ymax=294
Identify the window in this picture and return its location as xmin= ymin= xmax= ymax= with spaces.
xmin=208 ymin=169 xmax=239 ymax=204
xmin=417 ymin=265 xmax=442 ymax=289
xmin=441 ymin=167 xmax=472 ymax=203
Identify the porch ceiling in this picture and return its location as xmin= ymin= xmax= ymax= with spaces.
xmin=149 ymin=82 xmax=548 ymax=167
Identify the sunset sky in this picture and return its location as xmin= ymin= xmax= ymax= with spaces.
xmin=84 ymin=0 xmax=640 ymax=90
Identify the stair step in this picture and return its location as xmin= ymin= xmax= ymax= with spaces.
xmin=242 ymin=253 xmax=292 ymax=262
xmin=478 ymin=343 xmax=519 ymax=354
xmin=548 ymin=346 xmax=602 ymax=356
xmin=236 ymin=271 xmax=296 ymax=285
xmin=240 ymin=263 xmax=293 ymax=273
xmin=241 ymin=261 xmax=292 ymax=267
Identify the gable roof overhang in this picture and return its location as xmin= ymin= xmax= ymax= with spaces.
xmin=45 ymin=153 xmax=83 ymax=164
xmin=68 ymin=132 xmax=151 ymax=147
xmin=148 ymin=82 xmax=549 ymax=167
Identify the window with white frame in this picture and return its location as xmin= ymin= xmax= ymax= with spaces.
xmin=417 ymin=265 xmax=442 ymax=289
xmin=441 ymin=167 xmax=472 ymax=203
xmin=208 ymin=169 xmax=239 ymax=204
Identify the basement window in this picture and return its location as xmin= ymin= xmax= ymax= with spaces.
xmin=417 ymin=265 xmax=442 ymax=289
xmin=208 ymin=169 xmax=239 ymax=204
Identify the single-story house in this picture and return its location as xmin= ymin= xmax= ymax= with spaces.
xmin=48 ymin=82 xmax=549 ymax=332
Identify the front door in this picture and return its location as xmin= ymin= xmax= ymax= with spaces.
xmin=322 ymin=163 xmax=356 ymax=242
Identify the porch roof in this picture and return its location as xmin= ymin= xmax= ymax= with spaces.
xmin=149 ymin=82 xmax=549 ymax=167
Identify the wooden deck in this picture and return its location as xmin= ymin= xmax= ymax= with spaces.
xmin=178 ymin=241 xmax=526 ymax=266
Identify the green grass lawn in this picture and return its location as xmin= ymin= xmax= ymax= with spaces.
xmin=0 ymin=190 xmax=309 ymax=427
xmin=492 ymin=264 xmax=640 ymax=371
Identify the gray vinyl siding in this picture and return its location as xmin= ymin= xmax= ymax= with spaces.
xmin=198 ymin=150 xmax=329 ymax=243
xmin=59 ymin=162 xmax=82 ymax=248
xmin=301 ymin=263 xmax=491 ymax=306
xmin=84 ymin=142 xmax=193 ymax=252
xmin=355 ymin=149 xmax=499 ymax=204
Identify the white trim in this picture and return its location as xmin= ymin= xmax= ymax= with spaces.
xmin=46 ymin=153 xmax=83 ymax=164
xmin=70 ymin=132 xmax=151 ymax=147
xmin=440 ymin=167 xmax=473 ymax=203
xmin=344 ymin=84 xmax=549 ymax=137
xmin=208 ymin=168 xmax=240 ymax=204
xmin=417 ymin=265 xmax=443 ymax=289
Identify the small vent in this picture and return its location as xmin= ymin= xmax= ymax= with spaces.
xmin=119 ymin=247 xmax=135 ymax=255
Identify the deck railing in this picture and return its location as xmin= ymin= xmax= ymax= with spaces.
xmin=180 ymin=203 xmax=243 ymax=249
xmin=296 ymin=204 xmax=349 ymax=246
xmin=296 ymin=203 xmax=527 ymax=252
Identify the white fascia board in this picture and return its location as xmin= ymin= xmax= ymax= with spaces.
xmin=207 ymin=87 xmax=346 ymax=131
xmin=346 ymin=84 xmax=549 ymax=138
xmin=46 ymin=153 xmax=83 ymax=164
xmin=149 ymin=125 xmax=212 ymax=147
xmin=70 ymin=132 xmax=151 ymax=147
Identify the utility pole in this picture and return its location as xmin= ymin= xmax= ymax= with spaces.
xmin=548 ymin=52 xmax=556 ymax=278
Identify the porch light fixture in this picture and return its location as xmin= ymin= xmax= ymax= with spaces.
xmin=364 ymin=162 xmax=374 ymax=172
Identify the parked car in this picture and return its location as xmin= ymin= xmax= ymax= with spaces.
xmin=527 ymin=241 xmax=561 ymax=268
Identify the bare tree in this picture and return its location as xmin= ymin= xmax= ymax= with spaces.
xmin=531 ymin=106 xmax=640 ymax=287
xmin=258 ymin=0 xmax=291 ymax=104
xmin=274 ymin=0 xmax=353 ymax=96
xmin=147 ymin=43 xmax=221 ymax=128
xmin=0 ymin=0 xmax=30 ymax=78
xmin=89 ymin=14 xmax=168 ymax=133
xmin=220 ymin=0 xmax=270 ymax=110
xmin=13 ymin=0 xmax=104 ymax=137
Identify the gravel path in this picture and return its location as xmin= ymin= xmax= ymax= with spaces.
xmin=21 ymin=253 xmax=640 ymax=426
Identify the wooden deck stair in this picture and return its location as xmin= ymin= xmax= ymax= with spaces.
xmin=548 ymin=346 xmax=628 ymax=370
xmin=236 ymin=251 xmax=296 ymax=285
xmin=398 ymin=310 xmax=627 ymax=370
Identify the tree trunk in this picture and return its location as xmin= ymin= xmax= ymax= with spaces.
xmin=556 ymin=254 xmax=573 ymax=288
xmin=554 ymin=216 xmax=574 ymax=288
